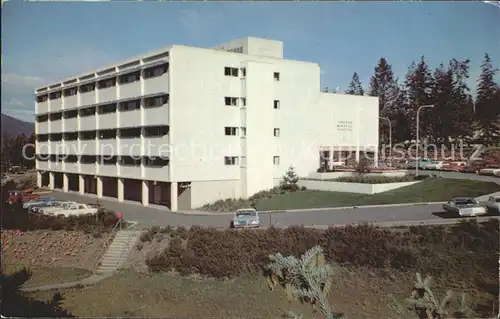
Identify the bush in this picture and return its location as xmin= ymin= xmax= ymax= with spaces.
xmin=146 ymin=220 xmax=499 ymax=284
xmin=332 ymin=175 xmax=425 ymax=184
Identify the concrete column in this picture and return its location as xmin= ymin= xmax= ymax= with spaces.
xmin=63 ymin=173 xmax=69 ymax=192
xmin=49 ymin=172 xmax=55 ymax=190
xmin=355 ymin=149 xmax=360 ymax=163
xmin=328 ymin=147 xmax=334 ymax=169
xmin=170 ymin=182 xmax=178 ymax=212
xmin=79 ymin=175 xmax=85 ymax=194
xmin=118 ymin=178 xmax=124 ymax=202
xmin=97 ymin=177 xmax=103 ymax=198
xmin=142 ymin=180 xmax=149 ymax=207
xmin=36 ymin=171 xmax=42 ymax=188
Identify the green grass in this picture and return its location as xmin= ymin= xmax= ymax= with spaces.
xmin=254 ymin=178 xmax=500 ymax=211
xmin=3 ymin=263 xmax=91 ymax=288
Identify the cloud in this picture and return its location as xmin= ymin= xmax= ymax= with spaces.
xmin=1 ymin=73 xmax=48 ymax=122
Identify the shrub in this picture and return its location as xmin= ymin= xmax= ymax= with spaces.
xmin=332 ymin=175 xmax=421 ymax=184
xmin=355 ymin=157 xmax=371 ymax=174
xmin=146 ymin=220 xmax=499 ymax=286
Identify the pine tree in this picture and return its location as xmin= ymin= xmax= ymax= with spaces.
xmin=403 ymin=56 xmax=435 ymax=142
xmin=368 ymin=58 xmax=401 ymax=145
xmin=345 ymin=72 xmax=364 ymax=96
xmin=430 ymin=64 xmax=453 ymax=144
xmin=475 ymin=53 xmax=499 ymax=146
xmin=448 ymin=59 xmax=474 ymax=142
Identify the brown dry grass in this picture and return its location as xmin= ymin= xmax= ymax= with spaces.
xmin=3 ymin=264 xmax=91 ymax=288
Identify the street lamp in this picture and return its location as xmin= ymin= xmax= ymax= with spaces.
xmin=415 ymin=104 xmax=434 ymax=176
xmin=380 ymin=117 xmax=392 ymax=167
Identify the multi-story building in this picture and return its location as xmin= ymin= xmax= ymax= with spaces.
xmin=34 ymin=37 xmax=379 ymax=211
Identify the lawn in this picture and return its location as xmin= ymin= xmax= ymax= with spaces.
xmin=253 ymin=178 xmax=500 ymax=211
xmin=3 ymin=263 xmax=91 ymax=288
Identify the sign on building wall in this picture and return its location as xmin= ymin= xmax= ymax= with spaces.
xmin=336 ymin=120 xmax=353 ymax=132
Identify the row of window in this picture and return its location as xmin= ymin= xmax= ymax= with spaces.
xmin=224 ymin=66 xmax=280 ymax=82
xmin=36 ymin=126 xmax=169 ymax=142
xmin=223 ymin=126 xmax=280 ymax=137
xmin=224 ymin=97 xmax=281 ymax=109
xmin=36 ymin=94 xmax=168 ymax=122
xmin=224 ymin=156 xmax=280 ymax=166
xmin=37 ymin=155 xmax=169 ymax=167
xmin=36 ymin=64 xmax=169 ymax=103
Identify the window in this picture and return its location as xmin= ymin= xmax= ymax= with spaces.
xmin=36 ymin=95 xmax=48 ymax=103
xmin=241 ymin=68 xmax=246 ymax=77
xmin=80 ymin=130 xmax=96 ymax=140
xmin=119 ymin=99 xmax=141 ymax=111
xmin=273 ymin=72 xmax=280 ymax=81
xmin=240 ymin=127 xmax=246 ymax=137
xmin=119 ymin=71 xmax=140 ymax=84
xmin=49 ymin=133 xmax=63 ymax=141
xmin=144 ymin=94 xmax=168 ymax=108
xmin=224 ymin=67 xmax=238 ymax=77
xmin=101 ymin=156 xmax=118 ymax=165
xmin=50 ymin=154 xmax=64 ymax=162
xmin=79 ymin=83 xmax=96 ymax=93
xmin=80 ymin=155 xmax=97 ymax=164
xmin=49 ymin=91 xmax=62 ymax=100
xmin=36 ymin=134 xmax=49 ymax=142
xmin=37 ymin=114 xmax=49 ymax=122
xmin=64 ymin=132 xmax=78 ymax=141
xmin=65 ymin=155 xmax=78 ymax=163
xmin=119 ymin=127 xmax=141 ymax=138
xmin=120 ymin=156 xmax=141 ymax=166
xmin=273 ymin=156 xmax=280 ymax=165
xmin=274 ymin=128 xmax=280 ymax=137
xmin=144 ymin=126 xmax=169 ymax=137
xmin=224 ymin=127 xmax=238 ymax=136
xmin=144 ymin=157 xmax=169 ymax=167
xmin=49 ymin=112 xmax=62 ymax=121
xmin=98 ymin=103 xmax=116 ymax=114
xmin=98 ymin=78 xmax=116 ymax=89
xmin=144 ymin=64 xmax=168 ymax=78
xmin=99 ymin=129 xmax=117 ymax=139
xmin=225 ymin=97 xmax=238 ymax=106
xmin=274 ymin=100 xmax=280 ymax=109
xmin=241 ymin=98 xmax=246 ymax=107
xmin=63 ymin=87 xmax=78 ymax=97
xmin=80 ymin=106 xmax=96 ymax=117
xmin=64 ymin=109 xmax=78 ymax=119
xmin=224 ymin=156 xmax=239 ymax=165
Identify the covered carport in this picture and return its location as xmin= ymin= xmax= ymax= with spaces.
xmin=102 ymin=177 xmax=118 ymax=198
xmin=124 ymin=179 xmax=142 ymax=202
xmin=41 ymin=172 xmax=50 ymax=187
xmin=53 ymin=172 xmax=64 ymax=189
xmin=83 ymin=175 xmax=97 ymax=194
xmin=67 ymin=173 xmax=79 ymax=191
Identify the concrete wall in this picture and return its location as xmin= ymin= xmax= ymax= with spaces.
xmin=298 ymin=180 xmax=421 ymax=195
xmin=190 ymin=180 xmax=241 ymax=208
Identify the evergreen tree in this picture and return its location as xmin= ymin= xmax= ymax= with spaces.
xmin=345 ymin=72 xmax=364 ymax=96
xmin=448 ymin=59 xmax=474 ymax=141
xmin=430 ymin=64 xmax=453 ymax=144
xmin=475 ymin=53 xmax=499 ymax=146
xmin=368 ymin=58 xmax=401 ymax=145
xmin=403 ymin=56 xmax=434 ymax=142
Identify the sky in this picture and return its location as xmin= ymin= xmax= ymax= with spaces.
xmin=2 ymin=1 xmax=499 ymax=122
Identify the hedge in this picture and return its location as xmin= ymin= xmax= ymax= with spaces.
xmin=146 ymin=220 xmax=499 ymax=281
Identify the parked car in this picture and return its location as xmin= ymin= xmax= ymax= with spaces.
xmin=38 ymin=201 xmax=79 ymax=215
xmin=486 ymin=196 xmax=500 ymax=214
xmin=230 ymin=208 xmax=261 ymax=228
xmin=23 ymin=197 xmax=56 ymax=209
xmin=442 ymin=162 xmax=466 ymax=172
xmin=53 ymin=203 xmax=100 ymax=217
xmin=406 ymin=159 xmax=432 ymax=169
xmin=423 ymin=161 xmax=447 ymax=170
xmin=479 ymin=167 xmax=500 ymax=176
xmin=442 ymin=197 xmax=487 ymax=217
xmin=7 ymin=189 xmax=41 ymax=205
xmin=459 ymin=165 xmax=477 ymax=174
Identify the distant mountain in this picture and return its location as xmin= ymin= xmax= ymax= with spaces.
xmin=1 ymin=113 xmax=34 ymax=137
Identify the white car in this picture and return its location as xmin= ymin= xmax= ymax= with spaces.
xmin=442 ymin=197 xmax=487 ymax=217
xmin=479 ymin=168 xmax=500 ymax=176
xmin=55 ymin=203 xmax=100 ymax=217
xmin=423 ymin=161 xmax=446 ymax=170
xmin=38 ymin=201 xmax=79 ymax=215
xmin=486 ymin=196 xmax=500 ymax=213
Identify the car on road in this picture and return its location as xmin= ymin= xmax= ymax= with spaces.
xmin=230 ymin=208 xmax=261 ymax=228
xmin=442 ymin=162 xmax=466 ymax=172
xmin=442 ymin=197 xmax=487 ymax=217
xmin=405 ymin=159 xmax=432 ymax=169
xmin=486 ymin=196 xmax=500 ymax=213
xmin=23 ymin=197 xmax=56 ymax=209
xmin=423 ymin=161 xmax=447 ymax=170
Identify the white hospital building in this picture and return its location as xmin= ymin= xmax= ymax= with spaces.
xmin=34 ymin=37 xmax=379 ymax=211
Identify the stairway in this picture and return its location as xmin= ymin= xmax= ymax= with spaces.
xmin=95 ymin=229 xmax=141 ymax=275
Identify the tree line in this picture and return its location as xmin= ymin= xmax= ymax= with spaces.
xmin=339 ymin=53 xmax=500 ymax=147
xmin=1 ymin=133 xmax=35 ymax=172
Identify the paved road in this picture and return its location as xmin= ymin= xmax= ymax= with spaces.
xmin=47 ymin=172 xmax=499 ymax=229
xmin=417 ymin=170 xmax=500 ymax=184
